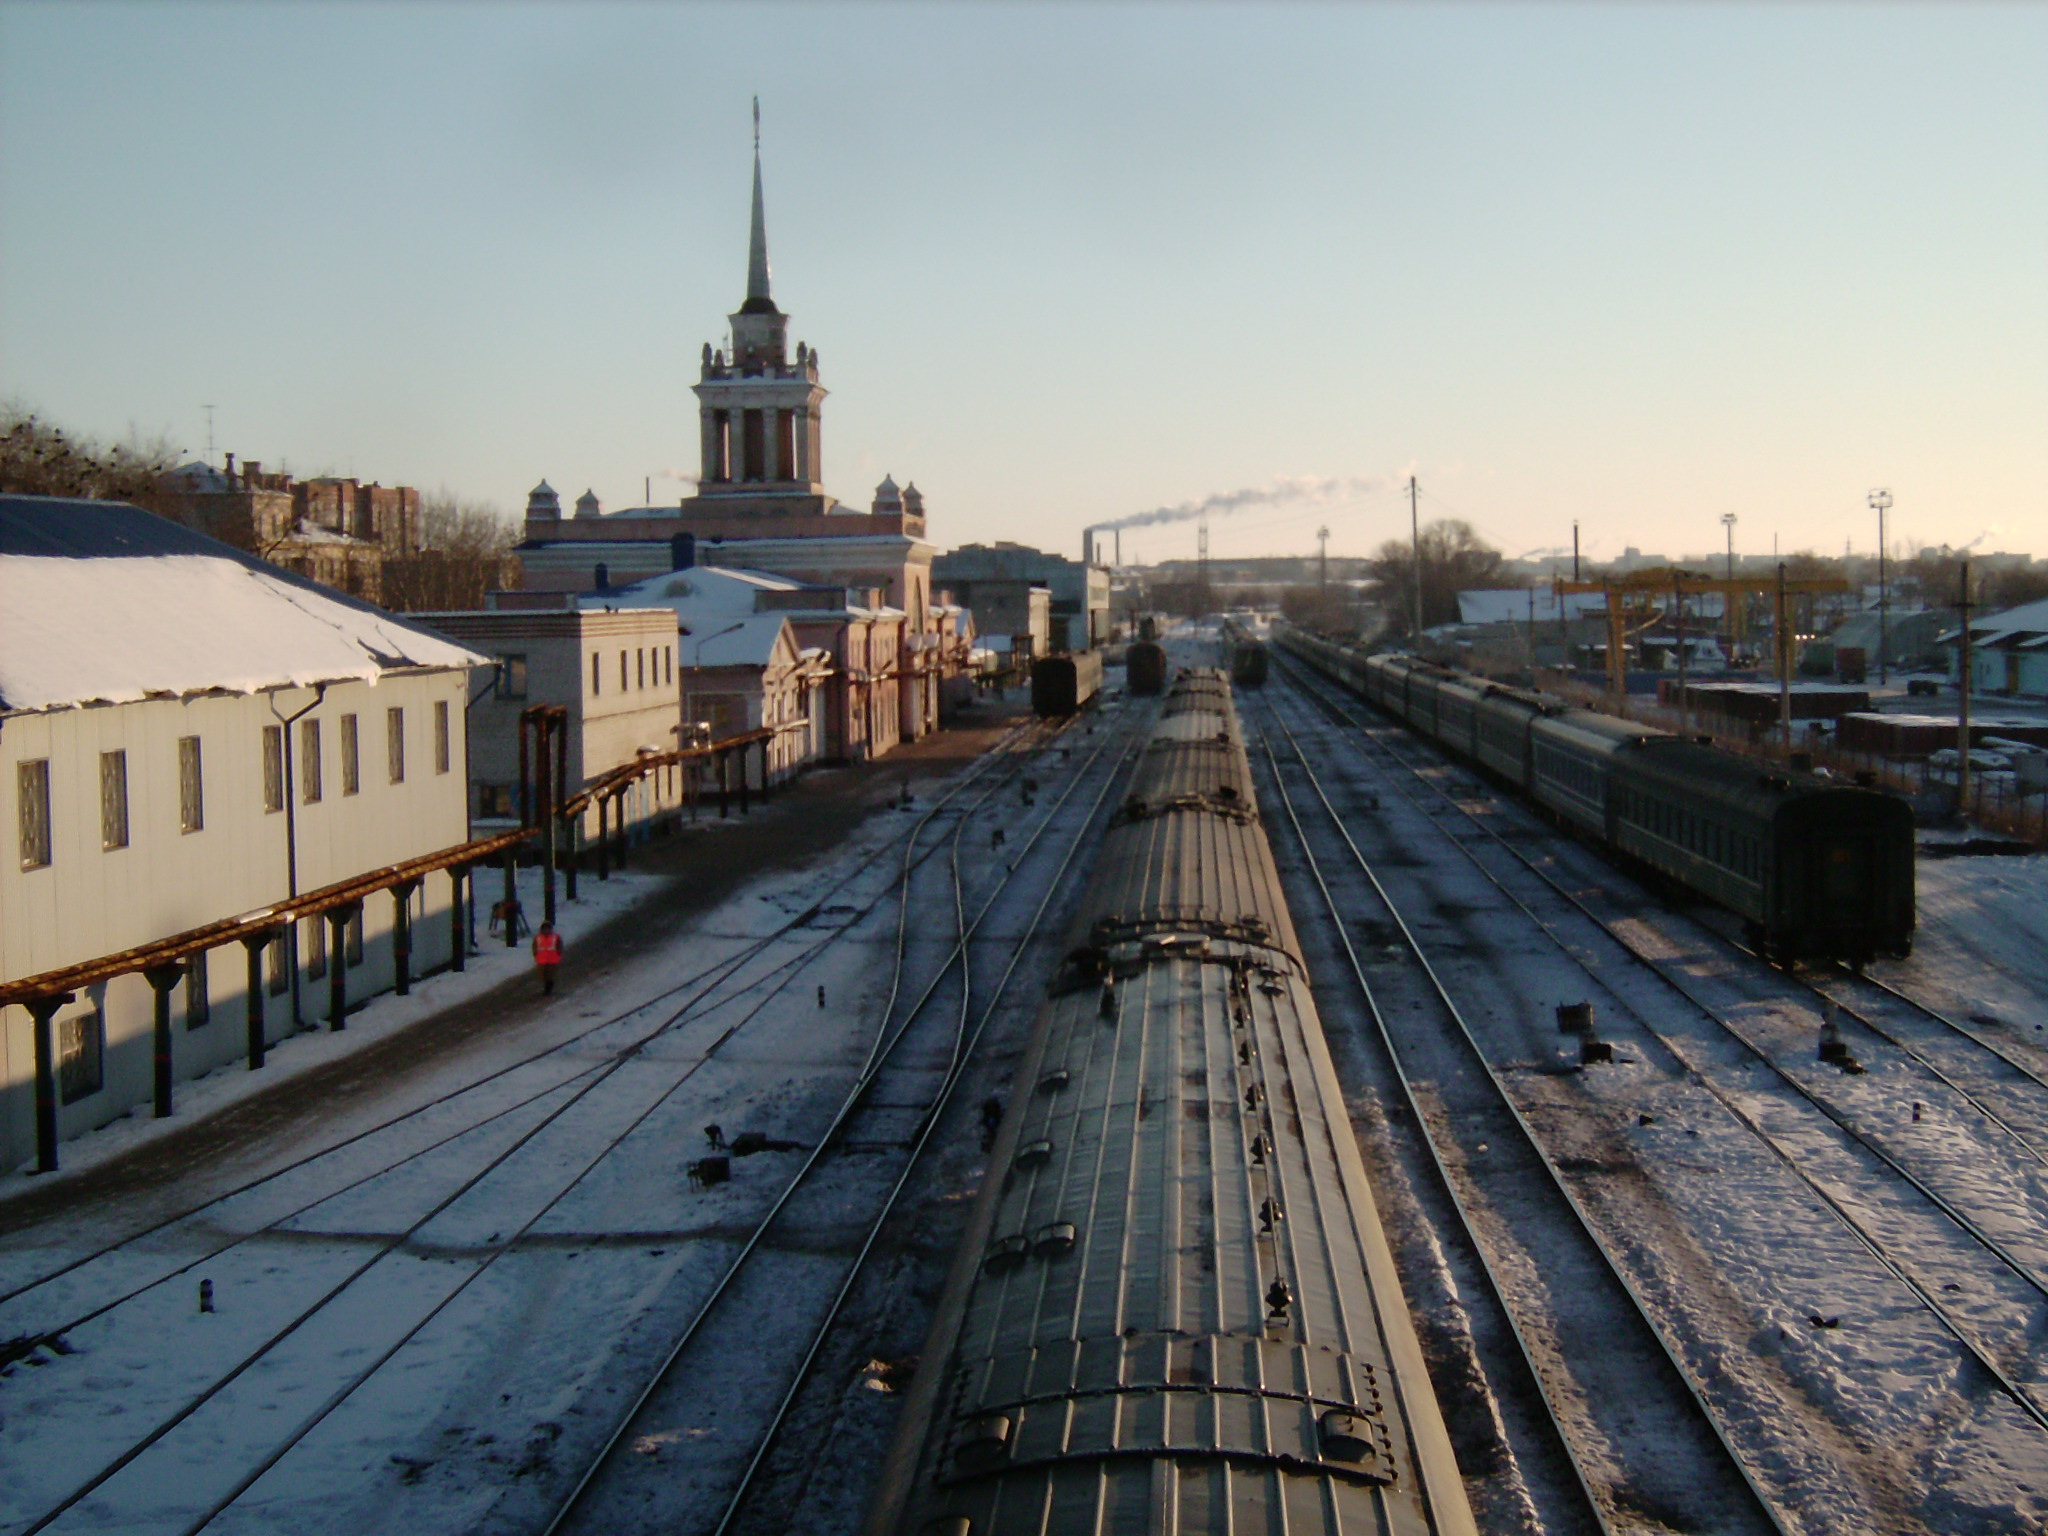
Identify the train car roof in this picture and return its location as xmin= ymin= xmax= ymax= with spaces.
xmin=1620 ymin=737 xmax=1915 ymax=825
xmin=1532 ymin=708 xmax=1671 ymax=752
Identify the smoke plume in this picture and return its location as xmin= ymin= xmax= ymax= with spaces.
xmin=1088 ymin=475 xmax=1388 ymax=535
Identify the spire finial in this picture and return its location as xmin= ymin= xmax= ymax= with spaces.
xmin=746 ymin=98 xmax=772 ymax=304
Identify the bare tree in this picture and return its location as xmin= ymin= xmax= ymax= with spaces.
xmin=0 ymin=406 xmax=179 ymax=512
xmin=380 ymin=489 xmax=521 ymax=611
xmin=1366 ymin=519 xmax=1504 ymax=638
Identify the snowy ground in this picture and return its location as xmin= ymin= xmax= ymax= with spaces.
xmin=1254 ymin=664 xmax=2048 ymax=1535
xmin=3 ymin=860 xmax=664 ymax=1189
xmin=0 ymin=712 xmax=1148 ymax=1536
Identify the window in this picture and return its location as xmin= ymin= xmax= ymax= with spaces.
xmin=496 ymin=655 xmax=529 ymax=700
xmin=637 ymin=648 xmax=646 ymax=690
xmin=305 ymin=913 xmax=327 ymax=980
xmin=346 ymin=907 xmax=364 ymax=967
xmin=262 ymin=726 xmax=285 ymax=813
xmin=434 ymin=700 xmax=451 ymax=774
xmin=266 ymin=933 xmax=289 ymax=995
xmin=99 ymin=751 xmax=129 ymax=849
xmin=340 ymin=714 xmax=360 ymax=795
xmin=58 ymin=1004 xmax=104 ymax=1104
xmin=179 ymin=736 xmax=204 ymax=832
xmin=18 ymin=759 xmax=52 ymax=869
xmin=185 ymin=951 xmax=210 ymax=1029
xmin=664 ymin=646 xmax=673 ymax=685
xmin=591 ymin=652 xmax=601 ymax=695
xmin=387 ymin=706 xmax=405 ymax=784
xmin=620 ymin=651 xmax=628 ymax=691
xmin=477 ymin=782 xmax=514 ymax=818
xmin=301 ymin=718 xmax=323 ymax=803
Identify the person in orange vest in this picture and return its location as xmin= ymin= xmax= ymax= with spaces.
xmin=532 ymin=921 xmax=563 ymax=995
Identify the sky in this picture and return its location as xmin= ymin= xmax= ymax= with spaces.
xmin=3 ymin=1 xmax=2044 ymax=569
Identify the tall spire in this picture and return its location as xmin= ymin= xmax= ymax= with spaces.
xmin=745 ymin=96 xmax=773 ymax=308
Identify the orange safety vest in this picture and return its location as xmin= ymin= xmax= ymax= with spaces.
xmin=532 ymin=931 xmax=563 ymax=966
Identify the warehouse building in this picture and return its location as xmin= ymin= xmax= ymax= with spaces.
xmin=0 ymin=497 xmax=483 ymax=1168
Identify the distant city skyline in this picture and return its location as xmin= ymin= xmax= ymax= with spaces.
xmin=3 ymin=2 xmax=2042 ymax=567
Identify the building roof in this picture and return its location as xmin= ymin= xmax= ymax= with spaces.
xmin=0 ymin=495 xmax=482 ymax=713
xmin=1938 ymin=595 xmax=2048 ymax=648
xmin=680 ymin=612 xmax=794 ymax=668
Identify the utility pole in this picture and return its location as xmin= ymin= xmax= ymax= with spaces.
xmin=1572 ymin=520 xmax=1580 ymax=583
xmin=1721 ymin=512 xmax=1737 ymax=581
xmin=1674 ymin=572 xmax=1688 ymax=736
xmin=1958 ymin=555 xmax=1974 ymax=809
xmin=1408 ymin=475 xmax=1422 ymax=639
xmin=1777 ymin=561 xmax=1791 ymax=744
xmin=1869 ymin=488 xmax=1893 ymax=685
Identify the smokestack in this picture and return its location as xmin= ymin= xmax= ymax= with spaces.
xmin=1083 ymin=528 xmax=1093 ymax=566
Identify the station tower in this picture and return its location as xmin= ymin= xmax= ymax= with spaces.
xmin=691 ymin=105 xmax=828 ymax=509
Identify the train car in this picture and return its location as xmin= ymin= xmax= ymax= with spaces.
xmin=1231 ymin=637 xmax=1269 ymax=688
xmin=865 ymin=671 xmax=1478 ymax=1536
xmin=1126 ymin=639 xmax=1168 ymax=696
xmin=1030 ymin=649 xmax=1105 ymax=717
xmin=1528 ymin=709 xmax=1666 ymax=838
xmin=1609 ymin=741 xmax=1916 ymax=964
xmin=1272 ymin=622 xmax=1915 ymax=965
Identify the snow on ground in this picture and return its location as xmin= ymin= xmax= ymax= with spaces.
xmin=0 ymin=724 xmax=1107 ymax=1536
xmin=1893 ymin=855 xmax=2048 ymax=1047
xmin=1261 ymin=674 xmax=2048 ymax=1531
xmin=3 ymin=861 xmax=666 ymax=1188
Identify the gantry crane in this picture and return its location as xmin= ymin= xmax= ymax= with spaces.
xmin=1554 ymin=567 xmax=1852 ymax=722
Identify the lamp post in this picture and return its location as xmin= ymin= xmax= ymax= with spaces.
xmin=1869 ymin=488 xmax=1893 ymax=685
xmin=1721 ymin=512 xmax=1738 ymax=661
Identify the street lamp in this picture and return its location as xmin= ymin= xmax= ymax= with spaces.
xmin=1868 ymin=489 xmax=1893 ymax=685
xmin=1720 ymin=513 xmax=1738 ymax=663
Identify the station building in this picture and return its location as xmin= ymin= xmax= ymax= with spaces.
xmin=511 ymin=129 xmax=963 ymax=751
xmin=0 ymin=497 xmax=483 ymax=1168
xmin=414 ymin=607 xmax=689 ymax=834
xmin=932 ymin=541 xmax=1110 ymax=654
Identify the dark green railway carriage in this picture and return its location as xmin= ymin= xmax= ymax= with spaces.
xmin=1609 ymin=743 xmax=1915 ymax=965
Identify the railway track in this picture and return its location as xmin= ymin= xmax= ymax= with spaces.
xmin=1273 ymin=657 xmax=2048 ymax=1525
xmin=0 ymin=719 xmax=1113 ymax=1536
xmin=0 ymin=719 xmax=1055 ymax=1329
xmin=537 ymin=712 xmax=1140 ymax=1536
xmin=1250 ymin=686 xmax=1790 ymax=1535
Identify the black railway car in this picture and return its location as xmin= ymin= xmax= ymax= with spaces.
xmin=864 ymin=670 xmax=1477 ymax=1536
xmin=1030 ymin=649 xmax=1104 ymax=717
xmin=1126 ymin=639 xmax=1168 ymax=696
xmin=1231 ymin=638 xmax=1269 ymax=688
xmin=1273 ymin=621 xmax=1914 ymax=965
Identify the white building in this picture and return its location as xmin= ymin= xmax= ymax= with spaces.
xmin=0 ymin=497 xmax=484 ymax=1168
xmin=414 ymin=606 xmax=685 ymax=839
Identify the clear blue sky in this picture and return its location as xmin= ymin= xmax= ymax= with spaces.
xmin=4 ymin=1 xmax=2043 ymax=567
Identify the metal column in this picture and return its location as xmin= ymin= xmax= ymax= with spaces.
xmin=242 ymin=932 xmax=270 ymax=1068
xmin=147 ymin=963 xmax=183 ymax=1117
xmin=27 ymin=992 xmax=72 ymax=1173
xmin=449 ymin=864 xmax=467 ymax=973
xmin=328 ymin=903 xmax=359 ymax=1028
xmin=392 ymin=879 xmax=420 ymax=995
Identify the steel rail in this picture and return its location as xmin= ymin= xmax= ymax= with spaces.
xmin=534 ymin=715 xmax=1132 ymax=1536
xmin=1247 ymin=710 xmax=1616 ymax=1536
xmin=165 ymin=722 xmax=1083 ymax=1536
xmin=9 ymin=720 xmax=1055 ymax=1536
xmin=1256 ymin=687 xmax=1792 ymax=1536
xmin=0 ymin=719 xmax=1048 ymax=1328
xmin=1277 ymin=654 xmax=2048 ymax=1437
xmin=705 ymin=724 xmax=1144 ymax=1536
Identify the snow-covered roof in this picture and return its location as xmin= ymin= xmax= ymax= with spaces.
xmin=1456 ymin=588 xmax=1607 ymax=625
xmin=0 ymin=495 xmax=484 ymax=713
xmin=1939 ymin=595 xmax=2048 ymax=647
xmin=679 ymin=613 xmax=794 ymax=669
